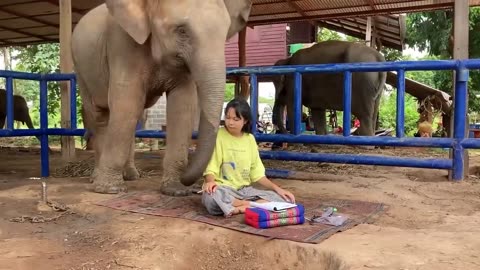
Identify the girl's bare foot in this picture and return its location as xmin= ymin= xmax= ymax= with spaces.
xmin=226 ymin=208 xmax=241 ymax=217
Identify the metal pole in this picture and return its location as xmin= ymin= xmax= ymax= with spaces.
xmin=5 ymin=77 xmax=14 ymax=129
xmin=452 ymin=67 xmax=468 ymax=181
xmin=342 ymin=71 xmax=352 ymax=136
xmin=396 ymin=70 xmax=406 ymax=138
xmin=293 ymin=72 xmax=302 ymax=135
xmin=70 ymin=78 xmax=77 ymax=129
xmin=40 ymin=79 xmax=50 ymax=177
xmin=250 ymin=74 xmax=258 ymax=133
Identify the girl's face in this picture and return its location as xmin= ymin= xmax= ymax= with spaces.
xmin=225 ymin=107 xmax=247 ymax=137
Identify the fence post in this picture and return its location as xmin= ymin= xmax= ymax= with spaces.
xmin=396 ymin=70 xmax=406 ymax=138
xmin=40 ymin=79 xmax=50 ymax=177
xmin=250 ymin=74 xmax=258 ymax=134
xmin=293 ymin=72 xmax=302 ymax=135
xmin=59 ymin=0 xmax=75 ymax=160
xmin=70 ymin=78 xmax=77 ymax=129
xmin=342 ymin=71 xmax=352 ymax=136
xmin=452 ymin=66 xmax=468 ymax=181
xmin=5 ymin=76 xmax=14 ymax=130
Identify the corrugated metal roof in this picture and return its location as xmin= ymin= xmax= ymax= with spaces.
xmin=248 ymin=0 xmax=480 ymax=25
xmin=0 ymin=0 xmax=478 ymax=47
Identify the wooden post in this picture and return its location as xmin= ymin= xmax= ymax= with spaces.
xmin=238 ymin=27 xmax=250 ymax=97
xmin=59 ymin=0 xmax=75 ymax=159
xmin=449 ymin=0 xmax=469 ymax=179
xmin=365 ymin=17 xmax=372 ymax=47
xmin=234 ymin=80 xmax=240 ymax=97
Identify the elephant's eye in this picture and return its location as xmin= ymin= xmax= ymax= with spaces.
xmin=175 ymin=25 xmax=187 ymax=35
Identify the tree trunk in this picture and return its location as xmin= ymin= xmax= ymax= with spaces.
xmin=2 ymin=47 xmax=11 ymax=70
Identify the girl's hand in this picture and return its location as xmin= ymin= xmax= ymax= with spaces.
xmin=275 ymin=188 xmax=295 ymax=203
xmin=203 ymin=181 xmax=218 ymax=195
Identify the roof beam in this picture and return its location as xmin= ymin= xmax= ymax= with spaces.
xmin=0 ymin=6 xmax=59 ymax=28
xmin=341 ymin=18 xmax=401 ymax=37
xmin=41 ymin=0 xmax=87 ymax=15
xmin=284 ymin=0 xmax=317 ymax=27
xmin=324 ymin=19 xmax=401 ymax=42
xmin=251 ymin=0 xmax=457 ymax=19
xmin=316 ymin=21 xmax=401 ymax=50
xmin=0 ymin=39 xmax=58 ymax=47
xmin=0 ymin=25 xmax=54 ymax=43
xmin=363 ymin=0 xmax=381 ymax=48
xmin=248 ymin=3 xmax=456 ymax=25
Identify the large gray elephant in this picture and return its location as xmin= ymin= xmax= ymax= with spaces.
xmin=0 ymin=88 xmax=35 ymax=130
xmin=71 ymin=0 xmax=252 ymax=195
xmin=272 ymin=40 xmax=386 ymax=136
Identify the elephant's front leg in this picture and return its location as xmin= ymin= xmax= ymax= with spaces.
xmin=160 ymin=80 xmax=201 ymax=196
xmin=357 ymin=115 xmax=375 ymax=136
xmin=311 ymin=109 xmax=327 ymax=135
xmin=92 ymin=91 xmax=145 ymax=194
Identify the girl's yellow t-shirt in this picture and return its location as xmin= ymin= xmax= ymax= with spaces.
xmin=203 ymin=127 xmax=265 ymax=190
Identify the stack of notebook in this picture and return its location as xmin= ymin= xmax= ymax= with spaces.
xmin=244 ymin=202 xmax=305 ymax=229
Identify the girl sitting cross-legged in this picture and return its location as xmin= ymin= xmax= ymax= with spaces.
xmin=201 ymin=97 xmax=295 ymax=217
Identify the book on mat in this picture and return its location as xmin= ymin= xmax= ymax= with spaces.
xmin=249 ymin=201 xmax=298 ymax=212
xmin=245 ymin=204 xmax=305 ymax=222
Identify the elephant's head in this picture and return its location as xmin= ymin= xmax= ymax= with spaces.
xmin=105 ymin=0 xmax=252 ymax=185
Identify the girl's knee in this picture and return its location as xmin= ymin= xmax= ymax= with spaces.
xmin=202 ymin=193 xmax=223 ymax=216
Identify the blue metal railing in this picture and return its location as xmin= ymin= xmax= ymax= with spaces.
xmin=0 ymin=70 xmax=78 ymax=177
xmin=1 ymin=59 xmax=479 ymax=181
xmin=230 ymin=59 xmax=476 ymax=181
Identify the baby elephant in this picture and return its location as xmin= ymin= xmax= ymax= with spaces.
xmin=0 ymin=88 xmax=35 ymax=130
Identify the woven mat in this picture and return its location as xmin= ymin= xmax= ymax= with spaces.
xmin=95 ymin=192 xmax=386 ymax=244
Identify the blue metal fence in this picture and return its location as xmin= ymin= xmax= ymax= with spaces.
xmin=1 ymin=59 xmax=480 ymax=181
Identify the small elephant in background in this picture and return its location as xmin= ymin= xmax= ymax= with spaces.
xmin=0 ymin=88 xmax=35 ymax=130
xmin=272 ymin=40 xmax=387 ymax=137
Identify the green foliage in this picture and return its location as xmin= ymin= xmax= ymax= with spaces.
xmin=224 ymin=82 xmax=274 ymax=106
xmin=381 ymin=47 xmax=404 ymax=61
xmin=406 ymin=8 xmax=480 ymax=114
xmin=224 ymin=83 xmax=235 ymax=101
xmin=379 ymin=92 xmax=420 ymax=136
xmin=317 ymin=28 xmax=361 ymax=43
xmin=317 ymin=28 xmax=344 ymax=42
xmin=12 ymin=44 xmax=82 ymax=128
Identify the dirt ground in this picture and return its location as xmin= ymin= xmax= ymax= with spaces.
xmin=1 ymin=142 xmax=480 ymax=270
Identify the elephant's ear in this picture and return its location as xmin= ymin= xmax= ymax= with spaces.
xmin=105 ymin=0 xmax=151 ymax=44
xmin=224 ymin=0 xmax=252 ymax=39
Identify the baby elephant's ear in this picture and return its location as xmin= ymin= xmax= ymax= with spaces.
xmin=105 ymin=0 xmax=151 ymax=44
xmin=223 ymin=0 xmax=252 ymax=39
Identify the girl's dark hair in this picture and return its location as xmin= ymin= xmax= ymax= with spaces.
xmin=224 ymin=97 xmax=253 ymax=133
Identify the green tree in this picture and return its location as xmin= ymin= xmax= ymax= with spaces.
xmin=224 ymin=83 xmax=235 ymax=101
xmin=406 ymin=8 xmax=480 ymax=113
xmin=379 ymin=92 xmax=420 ymax=136
xmin=317 ymin=28 xmax=344 ymax=42
xmin=12 ymin=44 xmax=82 ymax=128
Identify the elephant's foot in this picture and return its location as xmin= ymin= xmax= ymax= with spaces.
xmin=89 ymin=167 xmax=99 ymax=183
xmin=91 ymin=168 xmax=126 ymax=194
xmin=160 ymin=180 xmax=202 ymax=197
xmin=123 ymin=166 xmax=140 ymax=181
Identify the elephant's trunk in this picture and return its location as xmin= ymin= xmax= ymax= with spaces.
xmin=180 ymin=55 xmax=226 ymax=186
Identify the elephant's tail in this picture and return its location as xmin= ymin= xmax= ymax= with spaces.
xmin=372 ymin=68 xmax=387 ymax=132
xmin=373 ymin=52 xmax=387 ymax=101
